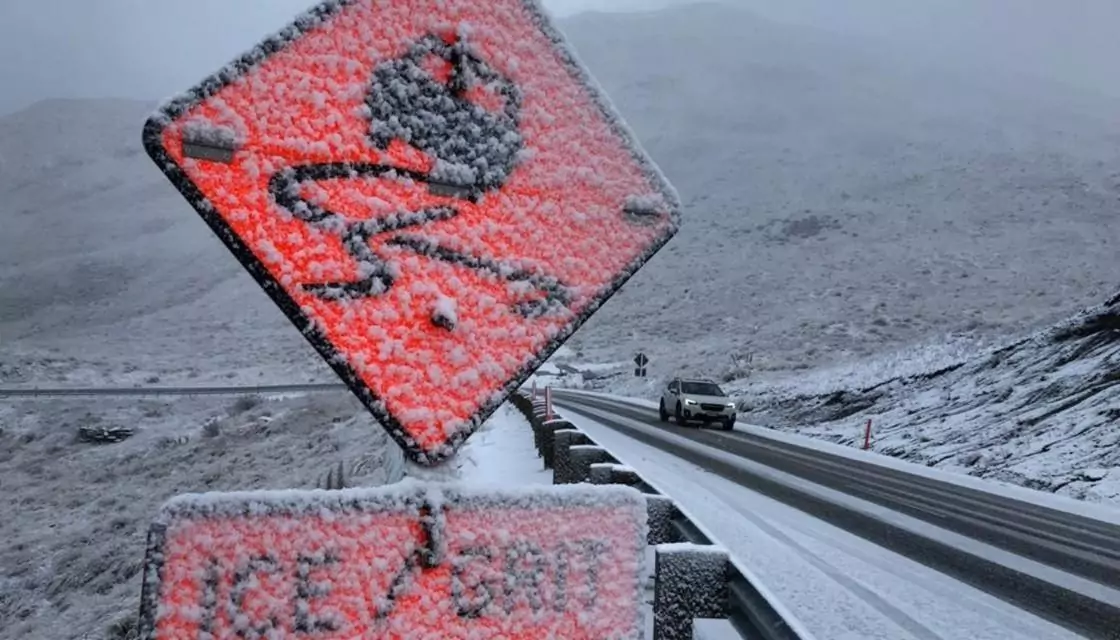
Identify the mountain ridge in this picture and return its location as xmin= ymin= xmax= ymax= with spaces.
xmin=2 ymin=2 xmax=1118 ymax=385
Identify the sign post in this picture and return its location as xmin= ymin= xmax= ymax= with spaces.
xmin=138 ymin=484 xmax=648 ymax=639
xmin=143 ymin=0 xmax=680 ymax=465
xmin=634 ymin=352 xmax=649 ymax=378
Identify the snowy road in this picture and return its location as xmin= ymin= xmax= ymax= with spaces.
xmin=552 ymin=392 xmax=1120 ymax=640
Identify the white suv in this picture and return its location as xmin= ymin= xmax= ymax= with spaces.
xmin=659 ymin=377 xmax=737 ymax=430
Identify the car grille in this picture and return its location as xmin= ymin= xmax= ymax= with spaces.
xmin=700 ymin=403 xmax=725 ymax=412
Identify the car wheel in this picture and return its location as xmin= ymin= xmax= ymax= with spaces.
xmin=722 ymin=417 xmax=735 ymax=431
xmin=674 ymin=402 xmax=684 ymax=425
xmin=658 ymin=400 xmax=669 ymax=422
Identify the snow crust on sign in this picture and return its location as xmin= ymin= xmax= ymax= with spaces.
xmin=144 ymin=0 xmax=680 ymax=464
xmin=143 ymin=481 xmax=648 ymax=639
xmin=155 ymin=480 xmax=422 ymax=522
xmin=156 ymin=477 xmax=648 ymax=517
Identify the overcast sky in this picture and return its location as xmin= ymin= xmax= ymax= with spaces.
xmin=1 ymin=0 xmax=1117 ymax=116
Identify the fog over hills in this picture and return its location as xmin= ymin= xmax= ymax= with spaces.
xmin=2 ymin=1 xmax=1119 ymax=386
xmin=559 ymin=2 xmax=1120 ymax=375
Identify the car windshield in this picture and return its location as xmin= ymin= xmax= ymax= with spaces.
xmin=681 ymin=381 xmax=724 ymax=396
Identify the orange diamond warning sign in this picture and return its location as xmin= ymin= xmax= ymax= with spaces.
xmin=143 ymin=0 xmax=680 ymax=464
xmin=138 ymin=484 xmax=648 ymax=639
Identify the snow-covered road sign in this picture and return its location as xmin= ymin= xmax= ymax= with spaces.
xmin=634 ymin=352 xmax=648 ymax=376
xmin=143 ymin=0 xmax=680 ymax=465
xmin=138 ymin=484 xmax=648 ymax=639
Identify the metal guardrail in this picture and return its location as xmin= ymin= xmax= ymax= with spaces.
xmin=509 ymin=390 xmax=810 ymax=640
xmin=554 ymin=390 xmax=1120 ymax=640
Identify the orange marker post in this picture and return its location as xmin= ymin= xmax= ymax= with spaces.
xmin=545 ymin=386 xmax=553 ymax=421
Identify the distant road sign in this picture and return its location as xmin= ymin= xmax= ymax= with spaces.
xmin=138 ymin=484 xmax=647 ymax=639
xmin=634 ymin=353 xmax=649 ymax=367
xmin=143 ymin=0 xmax=679 ymax=465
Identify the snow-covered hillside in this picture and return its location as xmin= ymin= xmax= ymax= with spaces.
xmin=733 ymin=291 xmax=1120 ymax=505
xmin=3 ymin=2 xmax=1120 ymax=387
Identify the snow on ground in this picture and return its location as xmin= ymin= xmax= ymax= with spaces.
xmin=558 ymin=406 xmax=1086 ymax=640
xmin=0 ymin=391 xmax=403 ymax=640
xmin=455 ymin=404 xmax=551 ymax=486
xmin=732 ymin=293 xmax=1120 ymax=506
xmin=406 ymin=402 xmax=551 ymax=487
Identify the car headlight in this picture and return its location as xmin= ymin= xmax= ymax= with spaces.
xmin=726 ymin=402 xmax=735 ymax=408
xmin=684 ymin=399 xmax=697 ymax=405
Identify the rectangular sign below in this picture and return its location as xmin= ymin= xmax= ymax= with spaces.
xmin=138 ymin=483 xmax=648 ymax=640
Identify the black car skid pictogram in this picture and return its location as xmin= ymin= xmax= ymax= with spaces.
xmin=268 ymin=34 xmax=572 ymax=327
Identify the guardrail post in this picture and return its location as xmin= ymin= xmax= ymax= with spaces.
xmin=532 ymin=403 xmax=548 ymax=421
xmin=646 ymin=495 xmax=684 ymax=545
xmin=569 ymin=445 xmax=615 ymax=483
xmin=653 ymin=543 xmax=729 ymax=640
xmin=552 ymin=429 xmax=593 ymax=484
xmin=528 ymin=405 xmax=544 ymax=450
xmin=539 ymin=419 xmax=572 ymax=469
xmin=590 ymin=463 xmax=642 ymax=486
xmin=530 ymin=404 xmax=549 ymax=445
xmin=510 ymin=392 xmax=536 ymax=426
